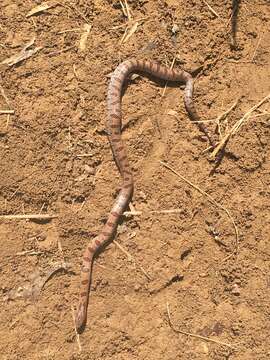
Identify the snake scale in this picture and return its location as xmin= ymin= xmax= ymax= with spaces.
xmin=75 ymin=59 xmax=213 ymax=332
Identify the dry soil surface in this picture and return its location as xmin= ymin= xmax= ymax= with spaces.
xmin=0 ymin=1 xmax=269 ymax=359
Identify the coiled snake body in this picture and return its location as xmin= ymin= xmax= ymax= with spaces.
xmin=75 ymin=59 xmax=212 ymax=332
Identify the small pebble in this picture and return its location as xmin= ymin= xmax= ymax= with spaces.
xmin=231 ymin=283 xmax=241 ymax=295
xmin=171 ymin=23 xmax=179 ymax=34
xmin=84 ymin=164 xmax=95 ymax=175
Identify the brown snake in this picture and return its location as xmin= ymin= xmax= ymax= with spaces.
xmin=75 ymin=59 xmax=213 ymax=332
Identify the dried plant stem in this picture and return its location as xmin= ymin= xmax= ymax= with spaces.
xmin=211 ymin=94 xmax=270 ymax=158
xmin=202 ymin=0 xmax=220 ymax=18
xmin=0 ymin=109 xmax=14 ymax=115
xmin=251 ymin=35 xmax=263 ymax=63
xmin=215 ymin=99 xmax=239 ymax=124
xmin=160 ymin=161 xmax=239 ymax=256
xmin=124 ymin=209 xmax=183 ymax=216
xmin=0 ymin=214 xmax=58 ymax=220
xmin=111 ymin=17 xmax=147 ymax=29
xmin=161 ymin=57 xmax=176 ymax=97
xmin=166 ymin=302 xmax=233 ymax=348
xmin=114 ymin=240 xmax=152 ymax=280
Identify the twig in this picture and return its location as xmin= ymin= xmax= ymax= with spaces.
xmin=113 ymin=239 xmax=152 ymax=280
xmin=0 ymin=214 xmax=58 ymax=220
xmin=166 ymin=302 xmax=234 ymax=348
xmin=160 ymin=161 xmax=239 ymax=256
xmin=202 ymin=0 xmax=220 ymax=18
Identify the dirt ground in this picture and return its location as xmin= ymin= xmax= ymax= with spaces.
xmin=0 ymin=1 xmax=269 ymax=359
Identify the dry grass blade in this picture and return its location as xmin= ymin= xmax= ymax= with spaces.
xmin=120 ymin=0 xmax=132 ymax=20
xmin=124 ymin=0 xmax=132 ymax=20
xmin=16 ymin=250 xmax=43 ymax=256
xmin=118 ymin=0 xmax=143 ymax=43
xmin=114 ymin=240 xmax=152 ymax=280
xmin=215 ymin=99 xmax=239 ymax=124
xmin=202 ymin=0 xmax=220 ymax=18
xmin=26 ymin=1 xmax=59 ymax=17
xmin=0 ymin=109 xmax=14 ymax=115
xmin=58 ymin=28 xmax=81 ymax=34
xmin=0 ymin=85 xmax=11 ymax=106
xmin=0 ymin=214 xmax=58 ymax=220
xmin=166 ymin=302 xmax=234 ymax=348
xmin=211 ymin=94 xmax=270 ymax=158
xmin=215 ymin=99 xmax=239 ymax=138
xmin=121 ymin=21 xmax=138 ymax=43
xmin=124 ymin=208 xmax=183 ymax=216
xmin=250 ymin=35 xmax=263 ymax=63
xmin=162 ymin=58 xmax=176 ymax=97
xmin=111 ymin=17 xmax=147 ymax=29
xmin=76 ymin=153 xmax=93 ymax=158
xmin=48 ymin=45 xmax=75 ymax=57
xmin=160 ymin=161 xmax=239 ymax=256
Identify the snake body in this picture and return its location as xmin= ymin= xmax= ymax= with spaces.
xmin=75 ymin=59 xmax=212 ymax=332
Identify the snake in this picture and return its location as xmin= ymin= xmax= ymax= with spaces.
xmin=75 ymin=59 xmax=213 ymax=332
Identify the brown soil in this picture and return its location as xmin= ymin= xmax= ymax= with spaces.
xmin=0 ymin=1 xmax=269 ymax=359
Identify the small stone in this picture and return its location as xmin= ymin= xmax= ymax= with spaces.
xmin=75 ymin=173 xmax=87 ymax=182
xmin=37 ymin=233 xmax=46 ymax=242
xmin=134 ymin=284 xmax=141 ymax=292
xmin=199 ymin=272 xmax=208 ymax=278
xmin=231 ymin=283 xmax=241 ymax=296
xmin=171 ymin=23 xmax=179 ymax=34
xmin=84 ymin=164 xmax=95 ymax=175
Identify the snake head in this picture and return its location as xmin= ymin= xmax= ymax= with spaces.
xmin=75 ymin=302 xmax=87 ymax=333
